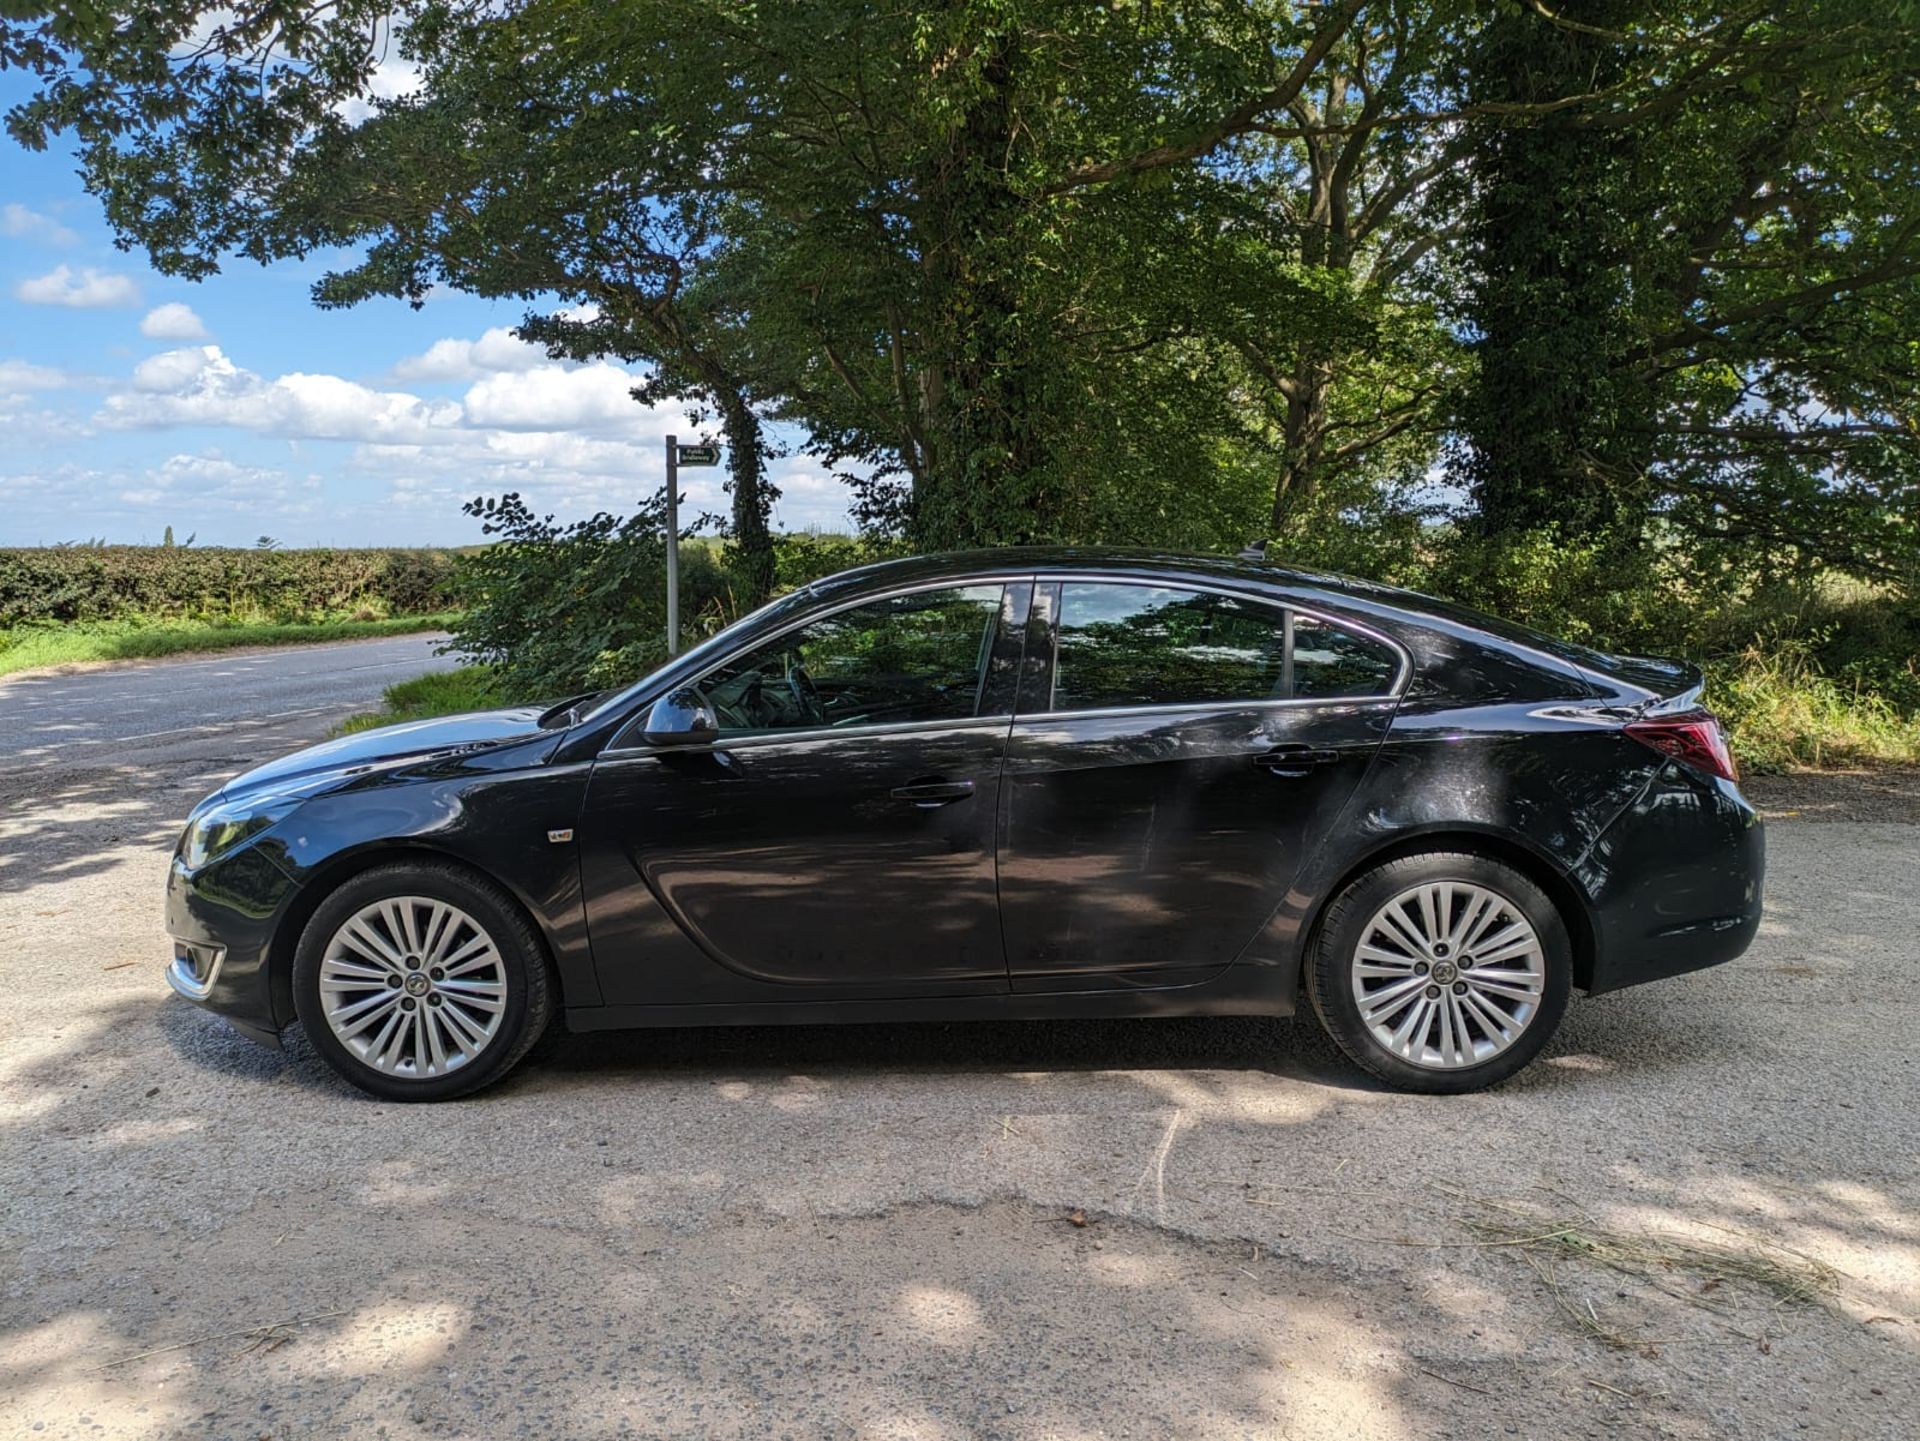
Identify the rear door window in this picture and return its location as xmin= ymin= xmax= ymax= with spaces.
xmin=1049 ymin=582 xmax=1397 ymax=712
xmin=1290 ymin=614 xmax=1401 ymax=698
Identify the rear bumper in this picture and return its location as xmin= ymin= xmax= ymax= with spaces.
xmin=163 ymin=845 xmax=297 ymax=1046
xmin=1579 ymin=766 xmax=1764 ymax=994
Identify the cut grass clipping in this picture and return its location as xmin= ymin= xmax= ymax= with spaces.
xmin=1288 ymin=1181 xmax=1842 ymax=1350
xmin=0 ymin=612 xmax=457 ymax=678
xmin=337 ymin=665 xmax=500 ymax=734
xmin=1450 ymin=1188 xmax=1838 ymax=1350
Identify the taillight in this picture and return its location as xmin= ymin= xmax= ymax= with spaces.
xmin=1624 ymin=710 xmax=1738 ymax=782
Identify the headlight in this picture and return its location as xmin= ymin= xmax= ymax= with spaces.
xmin=180 ymin=795 xmax=302 ymax=870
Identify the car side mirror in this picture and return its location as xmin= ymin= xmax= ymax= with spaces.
xmin=640 ymin=689 xmax=720 ymax=747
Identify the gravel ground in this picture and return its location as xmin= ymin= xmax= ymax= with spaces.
xmin=1743 ymin=768 xmax=1920 ymax=825
xmin=1 ymin=669 xmax=1915 ymax=1440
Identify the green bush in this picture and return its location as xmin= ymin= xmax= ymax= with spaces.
xmin=448 ymin=493 xmax=734 ymax=700
xmin=0 ymin=545 xmax=460 ymax=626
xmin=770 ymin=532 xmax=904 ymax=592
xmin=337 ymin=666 xmax=503 ymax=733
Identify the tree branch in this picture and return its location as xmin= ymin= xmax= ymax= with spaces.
xmin=1045 ymin=0 xmax=1364 ymax=193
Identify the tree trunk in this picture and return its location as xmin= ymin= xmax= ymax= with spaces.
xmin=1272 ymin=357 xmax=1333 ymax=533
xmin=717 ymin=390 xmax=776 ymax=608
xmin=911 ymin=33 xmax=1041 ymax=551
xmin=1459 ymin=2 xmax=1647 ymax=541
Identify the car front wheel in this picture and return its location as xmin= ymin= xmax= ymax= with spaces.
xmin=293 ymin=860 xmax=553 ymax=1101
xmin=1305 ymin=851 xmax=1572 ymax=1094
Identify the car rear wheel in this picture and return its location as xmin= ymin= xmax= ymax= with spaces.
xmin=1305 ymin=851 xmax=1572 ymax=1094
xmin=293 ymin=861 xmax=554 ymax=1101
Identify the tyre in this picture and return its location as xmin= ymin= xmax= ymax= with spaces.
xmin=292 ymin=860 xmax=554 ymax=1101
xmin=1305 ymin=851 xmax=1572 ymax=1094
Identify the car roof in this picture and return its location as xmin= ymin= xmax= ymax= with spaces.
xmin=811 ymin=545 xmax=1357 ymax=597
xmin=806 ymin=545 xmax=1629 ymax=685
xmin=809 ymin=545 xmax=1444 ymax=623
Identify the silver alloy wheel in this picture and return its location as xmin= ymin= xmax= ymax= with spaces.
xmin=1349 ymin=880 xmax=1546 ymax=1071
xmin=318 ymin=896 xmax=507 ymax=1079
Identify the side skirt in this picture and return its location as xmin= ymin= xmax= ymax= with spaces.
xmin=563 ymin=961 xmax=1295 ymax=1032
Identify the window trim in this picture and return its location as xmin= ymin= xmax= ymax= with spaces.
xmin=1031 ymin=574 xmax=1411 ymax=721
xmin=602 ymin=574 xmax=1033 ymax=755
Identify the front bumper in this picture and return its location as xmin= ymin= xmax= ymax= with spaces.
xmin=165 ymin=938 xmax=225 ymax=1000
xmin=164 ymin=843 xmax=298 ymax=1047
xmin=1579 ymin=764 xmax=1765 ymax=994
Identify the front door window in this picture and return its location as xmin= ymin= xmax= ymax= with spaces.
xmin=698 ymin=584 xmax=1007 ymax=735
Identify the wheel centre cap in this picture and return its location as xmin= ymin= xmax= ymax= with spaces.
xmin=1431 ymin=961 xmax=1458 ymax=985
xmin=404 ymin=972 xmax=431 ymax=996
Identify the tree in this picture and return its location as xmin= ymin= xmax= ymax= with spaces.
xmin=1454 ymin=1 xmax=1920 ymax=584
xmin=668 ymin=0 xmax=1384 ymax=549
xmin=4 ymin=0 xmax=784 ymax=604
xmin=1227 ymin=3 xmax=1474 ymax=535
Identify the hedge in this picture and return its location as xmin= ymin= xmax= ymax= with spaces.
xmin=0 ymin=546 xmax=462 ymax=626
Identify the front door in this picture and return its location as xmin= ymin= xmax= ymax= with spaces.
xmin=997 ymin=580 xmax=1402 ymax=990
xmin=581 ymin=581 xmax=1031 ymax=1004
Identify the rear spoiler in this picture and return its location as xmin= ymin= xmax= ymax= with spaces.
xmin=1571 ymin=653 xmax=1706 ymax=713
xmin=1642 ymin=677 xmax=1707 ymax=716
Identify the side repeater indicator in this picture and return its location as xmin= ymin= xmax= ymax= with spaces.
xmin=547 ymin=829 xmax=575 ymax=844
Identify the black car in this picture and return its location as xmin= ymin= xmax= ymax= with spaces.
xmin=165 ymin=548 xmax=1763 ymax=1100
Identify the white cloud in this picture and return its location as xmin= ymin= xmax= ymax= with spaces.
xmin=0 ymin=358 xmax=71 ymax=393
xmin=126 ymin=451 xmax=321 ymax=515
xmin=392 ymin=326 xmax=547 ymax=382
xmin=766 ymin=462 xmax=861 ymax=532
xmin=15 ymin=264 xmax=141 ymax=308
xmin=1 ymin=452 xmax=320 ymax=529
xmin=462 ymin=362 xmax=658 ymax=432
xmin=334 ymin=56 xmax=425 ymax=125
xmin=0 ymin=405 xmax=89 ymax=443
xmin=140 ymin=302 xmax=210 ymax=340
xmin=0 ymin=360 xmax=84 ymax=440
xmin=104 ymin=344 xmax=462 ymax=443
xmin=1 ymin=203 xmax=79 ymax=246
xmin=129 ymin=345 xmax=237 ymax=394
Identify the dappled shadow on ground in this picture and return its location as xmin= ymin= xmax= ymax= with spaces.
xmin=0 ymin=758 xmax=240 ymax=896
xmin=3 ymin=977 xmax=1915 ymax=1440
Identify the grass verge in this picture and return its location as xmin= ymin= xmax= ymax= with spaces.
xmin=337 ymin=665 xmax=501 ymax=734
xmin=1711 ymin=646 xmax=1920 ymax=773
xmin=0 ymin=612 xmax=459 ymax=679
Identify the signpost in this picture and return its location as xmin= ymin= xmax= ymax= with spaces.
xmin=663 ymin=435 xmax=721 ymax=656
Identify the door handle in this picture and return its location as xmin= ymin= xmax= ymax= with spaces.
xmin=1253 ymin=744 xmax=1342 ymax=777
xmin=890 ymin=777 xmax=976 ymax=809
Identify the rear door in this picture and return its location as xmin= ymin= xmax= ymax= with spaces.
xmin=997 ymin=579 xmax=1402 ymax=991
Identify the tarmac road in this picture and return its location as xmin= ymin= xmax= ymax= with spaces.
xmin=0 ymin=632 xmax=456 ymax=768
xmin=0 ymin=645 xmax=1914 ymax=1440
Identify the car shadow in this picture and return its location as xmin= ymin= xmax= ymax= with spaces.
xmin=154 ymin=976 xmax=1752 ymax=1104
xmin=154 ymin=992 xmax=1378 ymax=1094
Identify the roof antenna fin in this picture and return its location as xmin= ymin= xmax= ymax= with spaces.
xmin=1237 ymin=539 xmax=1269 ymax=561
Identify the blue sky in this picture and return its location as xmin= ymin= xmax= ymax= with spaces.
xmin=0 ymin=72 xmax=853 ymax=549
